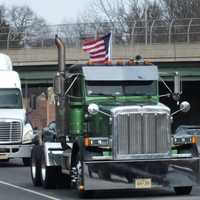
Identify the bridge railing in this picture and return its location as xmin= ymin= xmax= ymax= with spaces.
xmin=1 ymin=18 xmax=200 ymax=49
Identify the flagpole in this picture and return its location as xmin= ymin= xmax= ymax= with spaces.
xmin=108 ymin=31 xmax=112 ymax=61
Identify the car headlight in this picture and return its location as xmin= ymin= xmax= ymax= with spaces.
xmin=22 ymin=123 xmax=33 ymax=144
xmin=173 ymin=135 xmax=197 ymax=145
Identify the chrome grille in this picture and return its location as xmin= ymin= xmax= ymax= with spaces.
xmin=0 ymin=121 xmax=22 ymax=143
xmin=113 ymin=106 xmax=171 ymax=159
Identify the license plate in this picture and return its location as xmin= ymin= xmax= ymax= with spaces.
xmin=135 ymin=178 xmax=152 ymax=189
xmin=0 ymin=154 xmax=8 ymax=160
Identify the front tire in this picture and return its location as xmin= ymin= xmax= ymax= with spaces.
xmin=31 ymin=145 xmax=42 ymax=186
xmin=71 ymin=152 xmax=88 ymax=197
xmin=174 ymin=186 xmax=192 ymax=195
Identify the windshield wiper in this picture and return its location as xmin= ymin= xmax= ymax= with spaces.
xmin=126 ymin=93 xmax=152 ymax=96
xmin=90 ymin=93 xmax=114 ymax=96
xmin=0 ymin=105 xmax=18 ymax=108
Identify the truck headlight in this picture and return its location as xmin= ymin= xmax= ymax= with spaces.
xmin=22 ymin=123 xmax=33 ymax=144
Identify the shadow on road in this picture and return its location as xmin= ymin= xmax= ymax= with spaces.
xmin=76 ymin=188 xmax=175 ymax=199
xmin=0 ymin=159 xmax=25 ymax=168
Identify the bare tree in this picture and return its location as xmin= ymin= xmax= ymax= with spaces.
xmin=161 ymin=0 xmax=200 ymax=19
xmin=0 ymin=5 xmax=7 ymax=24
xmin=161 ymin=0 xmax=200 ymax=42
xmin=76 ymin=0 xmax=163 ymax=43
xmin=0 ymin=5 xmax=11 ymax=48
xmin=9 ymin=6 xmax=34 ymax=32
xmin=7 ymin=6 xmax=49 ymax=47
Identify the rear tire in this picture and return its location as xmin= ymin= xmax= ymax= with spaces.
xmin=41 ymin=150 xmax=57 ymax=189
xmin=174 ymin=186 xmax=192 ymax=195
xmin=31 ymin=145 xmax=42 ymax=186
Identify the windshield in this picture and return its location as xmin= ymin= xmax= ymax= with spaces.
xmin=86 ymin=81 xmax=157 ymax=96
xmin=176 ymin=126 xmax=200 ymax=135
xmin=0 ymin=89 xmax=22 ymax=108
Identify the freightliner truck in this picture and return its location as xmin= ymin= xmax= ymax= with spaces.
xmin=0 ymin=53 xmax=33 ymax=166
xmin=30 ymin=36 xmax=200 ymax=196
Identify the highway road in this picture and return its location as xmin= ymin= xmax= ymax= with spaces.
xmin=0 ymin=159 xmax=200 ymax=200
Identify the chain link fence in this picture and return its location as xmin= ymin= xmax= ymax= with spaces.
xmin=1 ymin=18 xmax=200 ymax=49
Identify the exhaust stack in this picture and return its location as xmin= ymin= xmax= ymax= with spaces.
xmin=55 ymin=35 xmax=65 ymax=73
xmin=55 ymin=35 xmax=67 ymax=146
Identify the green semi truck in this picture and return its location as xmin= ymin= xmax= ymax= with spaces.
xmin=30 ymin=36 xmax=200 ymax=197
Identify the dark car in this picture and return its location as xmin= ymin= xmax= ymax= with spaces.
xmin=175 ymin=125 xmax=200 ymax=153
xmin=175 ymin=125 xmax=200 ymax=136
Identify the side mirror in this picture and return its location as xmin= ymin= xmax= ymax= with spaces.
xmin=172 ymin=101 xmax=191 ymax=116
xmin=88 ymin=104 xmax=99 ymax=115
xmin=180 ymin=101 xmax=190 ymax=113
xmin=88 ymin=104 xmax=111 ymax=117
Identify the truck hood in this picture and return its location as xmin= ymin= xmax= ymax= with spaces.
xmin=99 ymin=103 xmax=170 ymax=115
xmin=0 ymin=109 xmax=25 ymax=121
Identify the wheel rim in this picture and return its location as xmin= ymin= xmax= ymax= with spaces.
xmin=76 ymin=161 xmax=82 ymax=186
xmin=31 ymin=159 xmax=36 ymax=179
xmin=41 ymin=163 xmax=46 ymax=181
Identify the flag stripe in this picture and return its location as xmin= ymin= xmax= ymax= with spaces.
xmin=83 ymin=40 xmax=104 ymax=50
xmin=82 ymin=33 xmax=111 ymax=64
xmin=83 ymin=43 xmax=105 ymax=53
xmin=86 ymin=45 xmax=105 ymax=54
xmin=90 ymin=54 xmax=106 ymax=59
xmin=90 ymin=51 xmax=106 ymax=57
xmin=82 ymin=38 xmax=102 ymax=46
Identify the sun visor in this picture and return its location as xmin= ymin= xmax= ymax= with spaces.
xmin=83 ymin=66 xmax=159 ymax=81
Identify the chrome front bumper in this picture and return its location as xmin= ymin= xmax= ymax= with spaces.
xmin=83 ymin=157 xmax=200 ymax=191
xmin=0 ymin=144 xmax=32 ymax=160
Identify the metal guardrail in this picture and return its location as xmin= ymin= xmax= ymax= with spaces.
xmin=1 ymin=18 xmax=200 ymax=49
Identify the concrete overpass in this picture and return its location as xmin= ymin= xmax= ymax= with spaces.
xmin=3 ymin=43 xmax=200 ymax=65
xmin=1 ymin=43 xmax=200 ymax=85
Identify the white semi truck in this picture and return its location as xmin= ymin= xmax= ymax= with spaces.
xmin=0 ymin=53 xmax=33 ymax=166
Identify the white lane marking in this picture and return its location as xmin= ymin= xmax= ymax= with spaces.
xmin=0 ymin=180 xmax=61 ymax=200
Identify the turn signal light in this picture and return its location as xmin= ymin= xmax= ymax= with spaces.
xmin=79 ymin=185 xmax=85 ymax=191
xmin=127 ymin=59 xmax=135 ymax=65
xmin=105 ymin=60 xmax=112 ymax=65
xmin=144 ymin=59 xmax=152 ymax=64
xmin=116 ymin=60 xmax=124 ymax=65
xmin=192 ymin=135 xmax=198 ymax=144
xmin=84 ymin=137 xmax=91 ymax=147
xmin=87 ymin=60 xmax=94 ymax=65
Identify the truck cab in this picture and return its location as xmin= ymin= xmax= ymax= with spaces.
xmin=66 ymin=64 xmax=170 ymax=158
xmin=30 ymin=37 xmax=200 ymax=196
xmin=0 ymin=54 xmax=33 ymax=165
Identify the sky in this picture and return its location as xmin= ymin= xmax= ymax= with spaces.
xmin=0 ymin=0 xmax=91 ymax=25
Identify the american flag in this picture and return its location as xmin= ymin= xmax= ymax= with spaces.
xmin=82 ymin=33 xmax=111 ymax=63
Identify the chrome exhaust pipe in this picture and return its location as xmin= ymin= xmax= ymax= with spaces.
xmin=55 ymin=35 xmax=65 ymax=73
xmin=55 ymin=35 xmax=67 ymax=147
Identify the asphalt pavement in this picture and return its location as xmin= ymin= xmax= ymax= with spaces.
xmin=0 ymin=159 xmax=199 ymax=200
